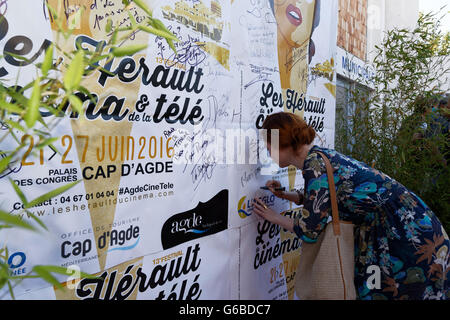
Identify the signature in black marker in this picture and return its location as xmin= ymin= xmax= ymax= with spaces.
xmin=167 ymin=41 xmax=207 ymax=68
xmin=0 ymin=151 xmax=22 ymax=179
xmin=244 ymin=72 xmax=272 ymax=89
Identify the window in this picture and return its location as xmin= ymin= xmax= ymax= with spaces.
xmin=335 ymin=75 xmax=372 ymax=154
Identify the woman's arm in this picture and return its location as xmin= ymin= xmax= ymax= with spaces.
xmin=280 ymin=189 xmax=304 ymax=205
xmin=255 ymin=153 xmax=332 ymax=243
xmin=265 ymin=180 xmax=304 ymax=205
xmin=252 ymin=198 xmax=294 ymax=232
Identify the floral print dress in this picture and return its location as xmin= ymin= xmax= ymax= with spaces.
xmin=292 ymin=145 xmax=450 ymax=300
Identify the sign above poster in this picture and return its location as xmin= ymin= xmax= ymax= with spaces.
xmin=336 ymin=46 xmax=376 ymax=88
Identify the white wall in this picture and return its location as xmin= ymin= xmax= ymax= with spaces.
xmin=385 ymin=0 xmax=419 ymax=31
xmin=366 ymin=0 xmax=449 ymax=93
xmin=366 ymin=0 xmax=419 ymax=63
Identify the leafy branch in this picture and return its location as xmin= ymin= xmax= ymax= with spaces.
xmin=0 ymin=0 xmax=178 ymax=299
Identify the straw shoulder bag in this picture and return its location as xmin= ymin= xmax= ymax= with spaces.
xmin=294 ymin=151 xmax=357 ymax=300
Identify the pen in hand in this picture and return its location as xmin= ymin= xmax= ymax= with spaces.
xmin=260 ymin=186 xmax=286 ymax=191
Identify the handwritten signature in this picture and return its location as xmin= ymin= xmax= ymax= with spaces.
xmin=240 ymin=166 xmax=261 ymax=188
xmin=156 ymin=28 xmax=207 ymax=69
xmin=0 ymin=120 xmax=9 ymax=130
xmin=246 ymin=0 xmax=267 ymax=18
xmin=0 ymin=152 xmax=22 ymax=179
xmin=285 ymin=45 xmax=308 ymax=71
xmin=244 ymin=72 xmax=272 ymax=89
xmin=183 ymin=138 xmax=218 ymax=191
xmin=176 ymin=127 xmax=219 ymax=191
xmin=240 ymin=0 xmax=275 ymax=26
xmin=168 ymin=41 xmax=207 ymax=68
xmin=201 ymin=95 xmax=230 ymax=131
xmin=190 ymin=159 xmax=217 ymax=191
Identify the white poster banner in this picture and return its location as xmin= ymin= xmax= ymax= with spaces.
xmin=12 ymin=228 xmax=239 ymax=300
xmin=0 ymin=0 xmax=338 ymax=300
xmin=239 ymin=208 xmax=304 ymax=300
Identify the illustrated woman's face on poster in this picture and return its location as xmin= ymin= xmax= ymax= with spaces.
xmin=273 ymin=0 xmax=316 ymax=48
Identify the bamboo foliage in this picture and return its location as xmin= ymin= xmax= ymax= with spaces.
xmin=0 ymin=2 xmax=178 ymax=299
xmin=335 ymin=10 xmax=450 ymax=231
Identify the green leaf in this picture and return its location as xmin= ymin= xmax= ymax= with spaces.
xmin=97 ymin=66 xmax=115 ymax=76
xmin=166 ymin=39 xmax=177 ymax=55
xmin=138 ymin=25 xmax=178 ymax=42
xmin=33 ymin=265 xmax=69 ymax=277
xmin=77 ymin=86 xmax=97 ymax=102
xmin=25 ymin=79 xmax=41 ymax=128
xmin=6 ymin=86 xmax=29 ymax=106
xmin=0 ymin=272 xmax=7 ymax=291
xmin=35 ymin=265 xmax=97 ymax=279
xmin=86 ymin=54 xmax=110 ymax=69
xmin=5 ymin=120 xmax=26 ymax=132
xmin=1 ymin=245 xmax=9 ymax=262
xmin=0 ymin=100 xmax=23 ymax=114
xmin=32 ymin=266 xmax=64 ymax=290
xmin=111 ymin=44 xmax=148 ymax=57
xmin=32 ymin=265 xmax=98 ymax=291
xmin=133 ymin=0 xmax=153 ymax=17
xmin=7 ymin=281 xmax=15 ymax=300
xmin=41 ymin=44 xmax=54 ymax=78
xmin=3 ymin=51 xmax=31 ymax=64
xmin=9 ymin=178 xmax=28 ymax=206
xmin=68 ymin=94 xmax=83 ymax=115
xmin=24 ymin=210 xmax=48 ymax=231
xmin=150 ymin=18 xmax=175 ymax=37
xmin=128 ymin=11 xmax=137 ymax=29
xmin=110 ymin=29 xmax=119 ymax=45
xmin=35 ymin=137 xmax=58 ymax=150
xmin=105 ymin=19 xmax=113 ymax=33
xmin=63 ymin=50 xmax=85 ymax=92
xmin=0 ymin=210 xmax=36 ymax=231
xmin=46 ymin=4 xmax=59 ymax=21
xmin=0 ymin=154 xmax=13 ymax=175
xmin=26 ymin=180 xmax=81 ymax=209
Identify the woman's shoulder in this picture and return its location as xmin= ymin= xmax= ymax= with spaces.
xmin=307 ymin=145 xmax=337 ymax=156
xmin=304 ymin=145 xmax=339 ymax=166
xmin=302 ymin=146 xmax=330 ymax=178
xmin=303 ymin=145 xmax=367 ymax=178
xmin=306 ymin=146 xmax=396 ymax=185
xmin=307 ymin=145 xmax=368 ymax=168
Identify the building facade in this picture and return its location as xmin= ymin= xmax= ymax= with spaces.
xmin=335 ymin=0 xmax=420 ymax=148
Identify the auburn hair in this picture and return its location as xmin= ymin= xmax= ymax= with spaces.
xmin=262 ymin=112 xmax=316 ymax=152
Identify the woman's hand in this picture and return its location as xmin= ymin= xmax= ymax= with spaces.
xmin=265 ymin=180 xmax=304 ymax=205
xmin=252 ymin=198 xmax=294 ymax=232
xmin=252 ymin=198 xmax=280 ymax=224
xmin=265 ymin=180 xmax=285 ymax=199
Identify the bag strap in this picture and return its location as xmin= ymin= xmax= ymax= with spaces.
xmin=317 ymin=152 xmax=341 ymax=236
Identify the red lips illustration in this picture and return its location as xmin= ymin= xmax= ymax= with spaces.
xmin=286 ymin=4 xmax=302 ymax=26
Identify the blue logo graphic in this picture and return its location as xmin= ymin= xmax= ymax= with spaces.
xmin=8 ymin=252 xmax=26 ymax=269
xmin=185 ymin=228 xmax=210 ymax=234
xmin=107 ymin=237 xmax=140 ymax=253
